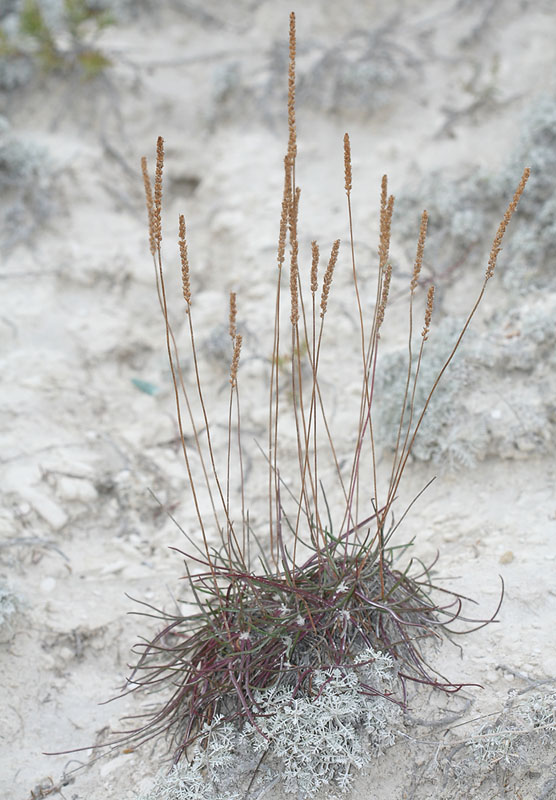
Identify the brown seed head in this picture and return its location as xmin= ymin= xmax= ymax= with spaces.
xmin=310 ymin=240 xmax=319 ymax=295
xmin=278 ymin=198 xmax=289 ymax=267
xmin=290 ymin=185 xmax=300 ymax=240
xmin=376 ymin=263 xmax=393 ymax=331
xmin=288 ymin=12 xmax=297 ymax=164
xmin=343 ymin=133 xmax=352 ymax=194
xmin=486 ymin=167 xmax=530 ymax=281
xmin=289 ymin=186 xmax=301 ymax=326
xmin=230 ymin=333 xmax=242 ymax=388
xmin=320 ymin=239 xmax=340 ymax=318
xmin=153 ymin=136 xmax=164 ymax=247
xmin=379 ymin=175 xmax=388 ymax=233
xmin=379 ymin=188 xmax=394 ymax=270
xmin=141 ymin=156 xmax=156 ymax=257
xmin=229 ymin=292 xmax=237 ymax=340
xmin=422 ymin=285 xmax=435 ymax=340
xmin=178 ymin=214 xmax=191 ymax=309
xmin=277 ymin=156 xmax=292 ymax=270
xmin=411 ymin=210 xmax=428 ymax=293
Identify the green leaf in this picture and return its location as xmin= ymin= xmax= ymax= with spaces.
xmin=19 ymin=0 xmax=48 ymax=39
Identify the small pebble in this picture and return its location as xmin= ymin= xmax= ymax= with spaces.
xmin=57 ymin=476 xmax=98 ymax=503
xmin=22 ymin=488 xmax=68 ymax=530
xmin=99 ymin=753 xmax=134 ymax=777
xmin=41 ymin=577 xmax=56 ymax=593
xmin=100 ymin=560 xmax=126 ymax=575
xmin=41 ymin=654 xmax=56 ymax=670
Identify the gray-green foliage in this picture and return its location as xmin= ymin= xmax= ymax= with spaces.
xmin=501 ymin=96 xmax=556 ymax=291
xmin=0 ymin=0 xmax=123 ymax=87
xmin=386 ymin=96 xmax=556 ymax=469
xmin=521 ymin=690 xmax=556 ymax=739
xmin=0 ymin=117 xmax=55 ymax=248
xmin=396 ymin=95 xmax=556 ymax=293
xmin=450 ymin=688 xmax=556 ymax=775
xmin=137 ymin=648 xmax=401 ymax=800
xmin=395 ymin=168 xmax=498 ymax=283
xmin=139 ymin=722 xmax=242 ymax=800
xmin=248 ymin=649 xmax=401 ymax=796
xmin=0 ymin=579 xmax=20 ymax=641
xmin=375 ymin=295 xmax=556 ymax=468
xmin=375 ymin=317 xmax=481 ymax=469
xmin=296 ymin=29 xmax=406 ymax=117
xmin=210 ymin=28 xmax=407 ymax=127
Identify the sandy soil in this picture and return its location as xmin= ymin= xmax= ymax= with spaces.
xmin=1 ymin=1 xmax=556 ymax=798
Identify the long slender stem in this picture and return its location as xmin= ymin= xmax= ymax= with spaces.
xmin=155 ymin=245 xmax=222 ymax=596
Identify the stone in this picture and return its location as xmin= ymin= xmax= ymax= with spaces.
xmin=56 ymin=476 xmax=98 ymax=504
xmin=40 ymin=577 xmax=56 ymax=593
xmin=21 ymin=488 xmax=68 ymax=530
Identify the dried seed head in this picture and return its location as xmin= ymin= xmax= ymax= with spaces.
xmin=277 ymin=156 xmax=292 ymax=269
xmin=153 ymin=136 xmax=164 ymax=247
xmin=486 ymin=167 xmax=530 ymax=281
xmin=230 ymin=333 xmax=242 ymax=388
xmin=422 ymin=285 xmax=435 ymax=340
xmin=289 ymin=186 xmax=301 ymax=326
xmin=343 ymin=132 xmax=352 ymax=194
xmin=179 ymin=214 xmax=191 ymax=309
xmin=376 ymin=263 xmax=393 ymax=331
xmin=320 ymin=239 xmax=340 ymax=318
xmin=141 ymin=157 xmax=156 ymax=257
xmin=310 ymin=240 xmax=319 ymax=295
xmin=379 ymin=175 xmax=388 ymax=235
xmin=290 ymin=185 xmax=300 ymax=240
xmin=411 ymin=210 xmax=428 ymax=293
xmin=288 ymin=12 xmax=297 ymax=164
xmin=229 ymin=292 xmax=237 ymax=340
xmin=378 ymin=183 xmax=394 ymax=270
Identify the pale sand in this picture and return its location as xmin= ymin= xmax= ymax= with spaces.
xmin=1 ymin=1 xmax=555 ymax=798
